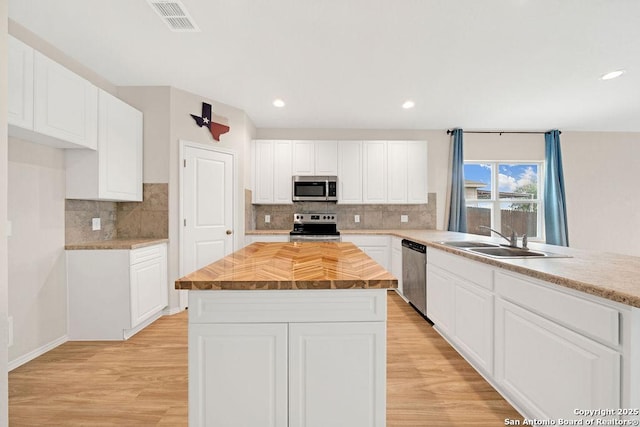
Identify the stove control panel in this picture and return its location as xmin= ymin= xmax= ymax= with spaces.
xmin=293 ymin=213 xmax=337 ymax=224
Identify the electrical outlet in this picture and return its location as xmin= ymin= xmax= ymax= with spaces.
xmin=401 ymin=215 xmax=409 ymax=223
xmin=265 ymin=215 xmax=271 ymax=223
xmin=354 ymin=215 xmax=360 ymax=223
xmin=92 ymin=217 xmax=101 ymax=231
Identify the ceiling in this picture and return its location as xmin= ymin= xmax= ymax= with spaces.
xmin=8 ymin=0 xmax=640 ymax=132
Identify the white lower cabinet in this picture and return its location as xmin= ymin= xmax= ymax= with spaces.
xmin=244 ymin=234 xmax=289 ymax=246
xmin=188 ymin=289 xmax=387 ymax=427
xmin=390 ymin=237 xmax=403 ymax=296
xmin=289 ymin=322 xmax=386 ymax=427
xmin=426 ymin=248 xmax=494 ymax=376
xmin=426 ymin=265 xmax=455 ymax=334
xmin=189 ymin=323 xmax=288 ymax=427
xmin=453 ymin=279 xmax=493 ymax=375
xmin=426 ymin=247 xmax=637 ymax=421
xmin=342 ymin=235 xmax=390 ymax=270
xmin=495 ymin=298 xmax=620 ymax=420
xmin=67 ymin=243 xmax=168 ymax=340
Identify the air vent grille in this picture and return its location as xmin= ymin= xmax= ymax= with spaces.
xmin=147 ymin=0 xmax=200 ymax=32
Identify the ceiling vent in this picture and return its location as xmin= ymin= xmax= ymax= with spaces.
xmin=147 ymin=0 xmax=200 ymax=32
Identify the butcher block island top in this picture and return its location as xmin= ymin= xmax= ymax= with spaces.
xmin=175 ymin=242 xmax=398 ymax=290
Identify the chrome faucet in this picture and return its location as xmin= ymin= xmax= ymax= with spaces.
xmin=478 ymin=226 xmax=527 ymax=249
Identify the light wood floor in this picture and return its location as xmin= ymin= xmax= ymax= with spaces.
xmin=9 ymin=291 xmax=523 ymax=426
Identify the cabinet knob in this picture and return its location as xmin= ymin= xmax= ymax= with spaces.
xmin=226 ymin=230 xmax=233 ymax=235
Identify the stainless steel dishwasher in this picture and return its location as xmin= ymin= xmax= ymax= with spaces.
xmin=402 ymin=239 xmax=428 ymax=317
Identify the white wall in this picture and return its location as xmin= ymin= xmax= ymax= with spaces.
xmin=7 ymin=140 xmax=67 ymax=363
xmin=5 ymin=23 xmax=118 ymax=367
xmin=1 ymin=0 xmax=10 ymax=421
xmin=120 ymin=85 xmax=256 ymax=313
xmin=464 ymin=132 xmax=544 ymax=161
xmin=168 ymin=87 xmax=254 ymax=311
xmin=562 ymin=132 xmax=640 ymax=256
xmin=117 ymin=86 xmax=171 ymax=184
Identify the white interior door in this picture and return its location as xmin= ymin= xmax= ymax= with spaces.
xmin=182 ymin=144 xmax=234 ymax=278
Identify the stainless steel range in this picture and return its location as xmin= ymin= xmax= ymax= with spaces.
xmin=289 ymin=213 xmax=341 ymax=242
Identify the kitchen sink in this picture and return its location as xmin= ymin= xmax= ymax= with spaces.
xmin=439 ymin=241 xmax=500 ymax=248
xmin=467 ymin=246 xmax=570 ymax=259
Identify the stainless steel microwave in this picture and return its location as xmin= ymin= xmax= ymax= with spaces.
xmin=292 ymin=176 xmax=338 ymax=202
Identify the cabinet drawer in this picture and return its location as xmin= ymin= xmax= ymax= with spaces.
xmin=495 ymin=271 xmax=620 ymax=348
xmin=427 ymin=248 xmax=493 ymax=290
xmin=130 ymin=244 xmax=164 ymax=265
xmin=189 ymin=289 xmax=387 ymax=324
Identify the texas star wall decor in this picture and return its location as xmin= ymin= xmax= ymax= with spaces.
xmin=190 ymin=102 xmax=230 ymax=141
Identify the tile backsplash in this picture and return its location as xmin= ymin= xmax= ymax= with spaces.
xmin=65 ymin=183 xmax=168 ymax=243
xmin=65 ymin=200 xmax=118 ymax=243
xmin=250 ymin=192 xmax=436 ymax=231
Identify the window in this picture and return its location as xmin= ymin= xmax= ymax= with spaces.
xmin=464 ymin=162 xmax=544 ymax=241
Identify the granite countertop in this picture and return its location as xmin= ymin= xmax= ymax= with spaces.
xmin=65 ymin=238 xmax=169 ymax=250
xmin=175 ymin=242 xmax=398 ymax=291
xmin=245 ymin=228 xmax=640 ymax=308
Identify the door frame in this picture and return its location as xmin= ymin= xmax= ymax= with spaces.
xmin=179 ymin=140 xmax=238 ymax=306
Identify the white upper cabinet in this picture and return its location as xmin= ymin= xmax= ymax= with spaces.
xmin=337 ymin=141 xmax=363 ymax=204
xmin=66 ymin=89 xmax=143 ymax=201
xmin=273 ymin=141 xmax=293 ymax=203
xmin=33 ymin=51 xmax=98 ymax=149
xmin=386 ymin=141 xmax=408 ymax=204
xmin=8 ymin=36 xmax=34 ymax=130
xmin=292 ymin=140 xmax=338 ymax=176
xmin=406 ymin=141 xmax=428 ymax=203
xmin=252 ymin=140 xmax=292 ymax=204
xmin=314 ymin=140 xmax=338 ymax=175
xmin=292 ymin=141 xmax=315 ymax=175
xmin=251 ymin=139 xmax=427 ymax=205
xmin=362 ymin=141 xmax=387 ymax=203
xmin=386 ymin=141 xmax=428 ymax=204
xmin=8 ymin=36 xmax=98 ymax=149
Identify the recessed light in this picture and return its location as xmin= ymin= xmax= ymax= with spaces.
xmin=273 ymin=99 xmax=285 ymax=108
xmin=402 ymin=100 xmax=415 ymax=109
xmin=600 ymin=70 xmax=625 ymax=80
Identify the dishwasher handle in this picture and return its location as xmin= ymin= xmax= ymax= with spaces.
xmin=401 ymin=239 xmax=426 ymax=253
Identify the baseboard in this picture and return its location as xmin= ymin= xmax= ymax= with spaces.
xmin=123 ymin=311 xmax=163 ymax=340
xmin=9 ymin=335 xmax=68 ymax=371
xmin=162 ymin=306 xmax=185 ymax=316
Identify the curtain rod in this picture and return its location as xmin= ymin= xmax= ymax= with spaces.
xmin=446 ymin=130 xmax=561 ymax=135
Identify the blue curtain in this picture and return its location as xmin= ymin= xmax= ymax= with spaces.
xmin=544 ymin=130 xmax=569 ymax=246
xmin=447 ymin=129 xmax=467 ymax=232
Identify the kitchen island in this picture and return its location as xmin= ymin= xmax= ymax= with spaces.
xmin=175 ymin=242 xmax=397 ymax=427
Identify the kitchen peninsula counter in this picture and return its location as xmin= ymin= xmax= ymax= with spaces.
xmin=246 ymin=229 xmax=640 ymax=308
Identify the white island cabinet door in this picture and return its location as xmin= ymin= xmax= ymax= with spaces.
xmin=189 ymin=323 xmax=288 ymax=427
xmin=495 ymin=298 xmax=620 ymax=420
xmin=289 ymin=322 xmax=386 ymax=427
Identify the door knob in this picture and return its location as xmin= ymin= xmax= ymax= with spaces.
xmin=226 ymin=230 xmax=233 ymax=235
